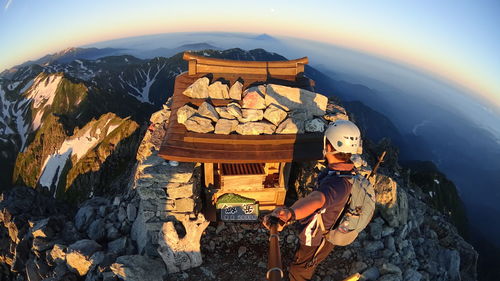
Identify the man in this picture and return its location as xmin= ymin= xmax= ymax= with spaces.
xmin=263 ymin=120 xmax=362 ymax=281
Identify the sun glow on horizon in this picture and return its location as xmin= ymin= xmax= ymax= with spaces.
xmin=1 ymin=0 xmax=498 ymax=111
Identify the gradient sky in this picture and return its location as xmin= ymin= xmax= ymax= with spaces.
xmin=1 ymin=0 xmax=499 ymax=108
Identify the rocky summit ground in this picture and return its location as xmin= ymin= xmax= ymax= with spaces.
xmin=0 ymin=96 xmax=478 ymax=281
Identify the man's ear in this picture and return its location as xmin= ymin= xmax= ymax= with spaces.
xmin=326 ymin=142 xmax=334 ymax=152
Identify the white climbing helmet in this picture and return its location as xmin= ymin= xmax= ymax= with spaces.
xmin=324 ymin=120 xmax=361 ymax=154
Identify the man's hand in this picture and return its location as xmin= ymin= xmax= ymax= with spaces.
xmin=262 ymin=207 xmax=293 ymax=232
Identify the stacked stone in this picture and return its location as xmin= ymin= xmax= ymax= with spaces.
xmin=179 ymin=78 xmax=347 ymax=135
xmin=131 ymin=101 xmax=210 ymax=274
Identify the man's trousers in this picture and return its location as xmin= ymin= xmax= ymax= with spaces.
xmin=288 ymin=241 xmax=335 ymax=281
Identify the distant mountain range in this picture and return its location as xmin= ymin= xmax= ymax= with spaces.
xmin=0 ymin=47 xmax=294 ymax=202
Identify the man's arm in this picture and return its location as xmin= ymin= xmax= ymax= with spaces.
xmin=270 ymin=191 xmax=326 ymax=223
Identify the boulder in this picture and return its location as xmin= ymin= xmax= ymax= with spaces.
xmin=439 ymin=249 xmax=460 ymax=281
xmin=380 ymin=263 xmax=402 ymax=276
xmin=324 ymin=112 xmax=349 ymax=122
xmin=208 ymin=81 xmax=230 ymax=99
xmin=157 ymin=214 xmax=209 ymax=273
xmin=242 ymin=85 xmax=266 ymax=109
xmin=117 ymin=207 xmax=127 ymax=222
xmin=403 ymin=269 xmax=423 ymax=281
xmin=229 ymin=81 xmax=243 ymax=100
xmin=236 ymin=122 xmax=276 ymax=135
xmin=107 ymin=237 xmax=128 ymax=256
xmin=263 ymin=104 xmax=287 ymax=125
xmin=378 ymin=274 xmax=403 ymax=281
xmin=182 ymin=77 xmax=209 ymax=98
xmin=183 ymin=116 xmax=214 ymax=133
xmin=214 ymin=119 xmax=239 ymax=135
xmin=32 ymin=237 xmax=55 ymax=252
xmin=363 ymin=240 xmax=384 ymax=252
xmin=31 ymin=218 xmax=54 ymax=239
xmin=48 ymin=244 xmax=67 ymax=265
xmin=87 ymin=219 xmax=106 ymax=241
xmin=240 ymin=109 xmax=264 ymax=122
xmin=111 ymin=255 xmax=166 ymax=281
xmin=176 ymin=105 xmax=197 ymax=124
xmin=215 ymin=107 xmax=237 ymax=119
xmin=150 ymin=105 xmax=171 ymax=125
xmin=276 ymin=118 xmax=304 ymax=134
xmin=266 ymin=84 xmax=327 ymax=116
xmin=165 ymin=182 xmax=194 ymax=199
xmin=374 ymin=175 xmax=408 ymax=228
xmin=66 ymin=239 xmax=102 ymax=276
xmin=227 ymin=102 xmax=243 ymax=118
xmin=174 ymin=198 xmax=195 ymax=213
xmin=74 ymin=206 xmax=95 ymax=231
xmin=370 ymin=222 xmax=383 ymax=240
xmin=304 ymin=118 xmax=325 ymax=133
xmin=198 ymin=102 xmax=219 ymax=122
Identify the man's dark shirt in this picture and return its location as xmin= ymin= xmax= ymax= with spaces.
xmin=298 ymin=168 xmax=353 ymax=246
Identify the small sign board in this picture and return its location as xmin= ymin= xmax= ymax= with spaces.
xmin=217 ymin=202 xmax=259 ymax=221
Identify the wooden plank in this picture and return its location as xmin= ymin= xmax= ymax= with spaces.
xmin=184 ymin=52 xmax=308 ymax=68
xmin=220 ymin=174 xmax=266 ymax=191
xmin=160 ymin=143 xmax=322 ymax=163
xmin=188 ymin=60 xmax=197 ymax=75
xmin=196 ymin=64 xmax=298 ymax=76
xmin=204 ymin=163 xmax=214 ymax=188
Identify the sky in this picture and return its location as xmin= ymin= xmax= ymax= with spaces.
xmin=1 ymin=0 xmax=499 ymax=109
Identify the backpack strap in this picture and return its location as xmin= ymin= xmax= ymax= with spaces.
xmin=306 ymin=198 xmax=349 ymax=268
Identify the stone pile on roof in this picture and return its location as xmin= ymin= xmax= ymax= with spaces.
xmin=178 ymin=77 xmax=341 ymax=135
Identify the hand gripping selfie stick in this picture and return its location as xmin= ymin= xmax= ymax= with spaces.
xmin=266 ymin=216 xmax=283 ymax=281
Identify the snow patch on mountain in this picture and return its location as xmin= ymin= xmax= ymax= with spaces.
xmin=39 ymin=149 xmax=71 ymax=192
xmin=38 ymin=116 xmax=122 ymax=190
xmin=119 ymin=63 xmax=166 ymax=103
xmin=27 ymin=75 xmax=62 ymax=109
xmin=20 ymin=79 xmax=34 ymax=93
xmin=7 ymin=81 xmax=21 ymax=91
xmin=14 ymin=101 xmax=30 ymax=150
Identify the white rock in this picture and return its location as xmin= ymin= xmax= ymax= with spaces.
xmin=264 ymin=104 xmax=287 ymax=125
xmin=157 ymin=214 xmax=209 ymax=273
xmin=227 ymin=102 xmax=242 ymax=118
xmin=276 ymin=118 xmax=304 ymax=134
xmin=176 ymin=105 xmax=197 ymax=124
xmin=305 ymin=118 xmax=325 ymax=133
xmin=215 ymin=107 xmax=236 ymax=119
xmin=242 ymin=85 xmax=266 ymax=109
xmin=208 ymin=81 xmax=229 ymax=99
xmin=266 ymin=84 xmax=327 ymax=116
xmin=183 ymin=77 xmax=210 ymax=98
xmin=183 ymin=116 xmax=214 ymax=133
xmin=236 ymin=122 xmax=276 ymax=135
xmin=214 ymin=119 xmax=239 ymax=135
xmin=229 ymin=81 xmax=243 ymax=100
xmin=197 ymin=102 xmax=219 ymax=122
xmin=240 ymin=109 xmax=264 ymax=122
